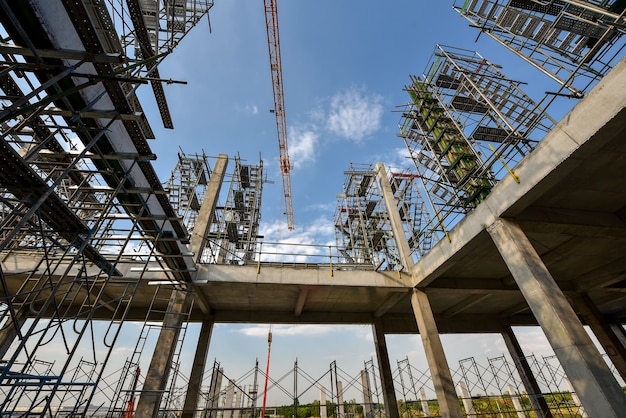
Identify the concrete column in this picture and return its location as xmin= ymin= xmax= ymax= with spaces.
xmin=320 ymin=387 xmax=327 ymax=418
xmin=189 ymin=154 xmax=229 ymax=264
xmin=410 ymin=289 xmax=463 ymax=417
xmin=457 ymin=380 xmax=476 ymax=418
xmin=135 ymin=288 xmax=191 ymax=418
xmin=377 ymin=161 xmax=461 ymax=417
xmin=336 ymin=381 xmax=345 ymax=418
xmin=371 ymin=319 xmax=400 ymax=418
xmin=375 ymin=163 xmax=415 ymax=275
xmin=136 ymin=154 xmax=228 ymax=418
xmin=224 ymin=381 xmax=235 ymax=418
xmin=418 ymin=388 xmax=430 ymax=417
xmin=360 ymin=370 xmax=374 ymax=418
xmin=501 ymin=326 xmax=553 ymax=418
xmin=487 ymin=218 xmax=626 ymax=417
xmin=571 ymin=293 xmax=626 ymax=382
xmin=506 ymin=385 xmax=525 ymax=418
xmin=232 ymin=387 xmax=242 ymax=418
xmin=182 ymin=320 xmax=214 ymax=418
xmin=206 ymin=367 xmax=223 ymax=418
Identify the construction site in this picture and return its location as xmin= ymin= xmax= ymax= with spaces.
xmin=0 ymin=1 xmax=626 ymax=417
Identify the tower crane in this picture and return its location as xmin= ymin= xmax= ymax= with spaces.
xmin=264 ymin=0 xmax=294 ymax=230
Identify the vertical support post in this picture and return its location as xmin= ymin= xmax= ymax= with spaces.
xmin=233 ymin=386 xmax=242 ymax=418
xmin=135 ymin=289 xmax=190 ymax=418
xmin=457 ymin=380 xmax=476 ymax=418
xmin=136 ymin=155 xmax=229 ymax=418
xmin=418 ymin=388 xmax=430 ymax=417
xmin=360 ymin=370 xmax=374 ymax=418
xmin=189 ymin=154 xmax=229 ymax=264
xmin=224 ymin=381 xmax=236 ymax=418
xmin=507 ymin=385 xmax=526 ymax=418
xmin=336 ymin=381 xmax=345 ymax=418
xmin=487 ymin=218 xmax=626 ymax=417
xmin=501 ymin=326 xmax=553 ymax=418
xmin=570 ymin=293 xmax=626 ymax=382
xmin=371 ymin=319 xmax=400 ymax=418
xmin=182 ymin=319 xmax=214 ymax=418
xmin=410 ymin=289 xmax=463 ymax=417
xmin=376 ymin=161 xmax=462 ymax=417
xmin=320 ymin=387 xmax=327 ymax=418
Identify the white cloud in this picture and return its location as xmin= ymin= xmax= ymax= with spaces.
xmin=326 ymin=86 xmax=384 ymax=142
xmin=288 ymin=126 xmax=318 ymax=169
xmin=234 ymin=103 xmax=259 ymax=115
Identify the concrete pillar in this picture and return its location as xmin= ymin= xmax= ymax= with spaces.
xmin=410 ymin=289 xmax=463 ymax=417
xmin=501 ymin=326 xmax=553 ymax=418
xmin=418 ymin=388 xmax=430 ymax=417
xmin=487 ymin=218 xmax=626 ymax=417
xmin=360 ymin=370 xmax=374 ymax=418
xmin=232 ymin=387 xmax=242 ymax=418
xmin=377 ymin=161 xmax=462 ymax=417
xmin=457 ymin=380 xmax=476 ymax=418
xmin=224 ymin=381 xmax=235 ymax=418
xmin=182 ymin=320 xmax=214 ymax=418
xmin=506 ymin=385 xmax=525 ymax=418
xmin=189 ymin=154 xmax=229 ymax=264
xmin=206 ymin=367 xmax=223 ymax=418
xmin=137 ymin=154 xmax=228 ymax=418
xmin=371 ymin=319 xmax=400 ymax=418
xmin=336 ymin=381 xmax=345 ymax=418
xmin=135 ymin=288 xmax=190 ymax=418
xmin=320 ymin=387 xmax=327 ymax=418
xmin=571 ymin=293 xmax=626 ymax=382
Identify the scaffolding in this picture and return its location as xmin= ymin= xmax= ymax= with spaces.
xmin=106 ymin=0 xmax=214 ymax=128
xmin=186 ymin=351 xmax=614 ymax=418
xmin=334 ymin=163 xmax=436 ymax=267
xmin=199 ymin=157 xmax=265 ymax=265
xmin=454 ymin=0 xmax=626 ymax=96
xmin=164 ymin=150 xmax=212 ymax=233
xmin=0 ymin=1 xmax=212 ymax=415
xmin=396 ymin=45 xmax=556 ymax=244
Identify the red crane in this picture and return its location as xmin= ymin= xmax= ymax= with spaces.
xmin=264 ymin=0 xmax=294 ymax=230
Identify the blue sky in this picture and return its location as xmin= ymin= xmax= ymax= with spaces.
xmin=130 ymin=0 xmax=600 ymax=404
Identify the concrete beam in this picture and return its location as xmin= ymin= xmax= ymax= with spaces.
xmin=488 ymin=218 xmax=626 ymax=416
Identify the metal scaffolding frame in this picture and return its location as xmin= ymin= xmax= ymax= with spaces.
xmin=454 ymin=0 xmax=626 ymax=96
xmin=199 ymin=156 xmax=265 ymax=265
xmin=396 ymin=45 xmax=556 ymax=245
xmin=334 ymin=163 xmax=435 ymax=268
xmin=0 ymin=1 xmax=213 ymax=415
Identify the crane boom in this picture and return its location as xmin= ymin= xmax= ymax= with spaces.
xmin=264 ymin=0 xmax=294 ymax=230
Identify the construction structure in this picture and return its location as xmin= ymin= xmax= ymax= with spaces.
xmin=335 ymin=163 xmax=435 ymax=269
xmin=0 ymin=1 xmax=625 ymax=418
xmin=396 ymin=45 xmax=556 ymax=247
xmin=454 ymin=0 xmax=626 ymax=96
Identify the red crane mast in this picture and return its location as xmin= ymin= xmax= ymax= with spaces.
xmin=264 ymin=0 xmax=294 ymax=230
